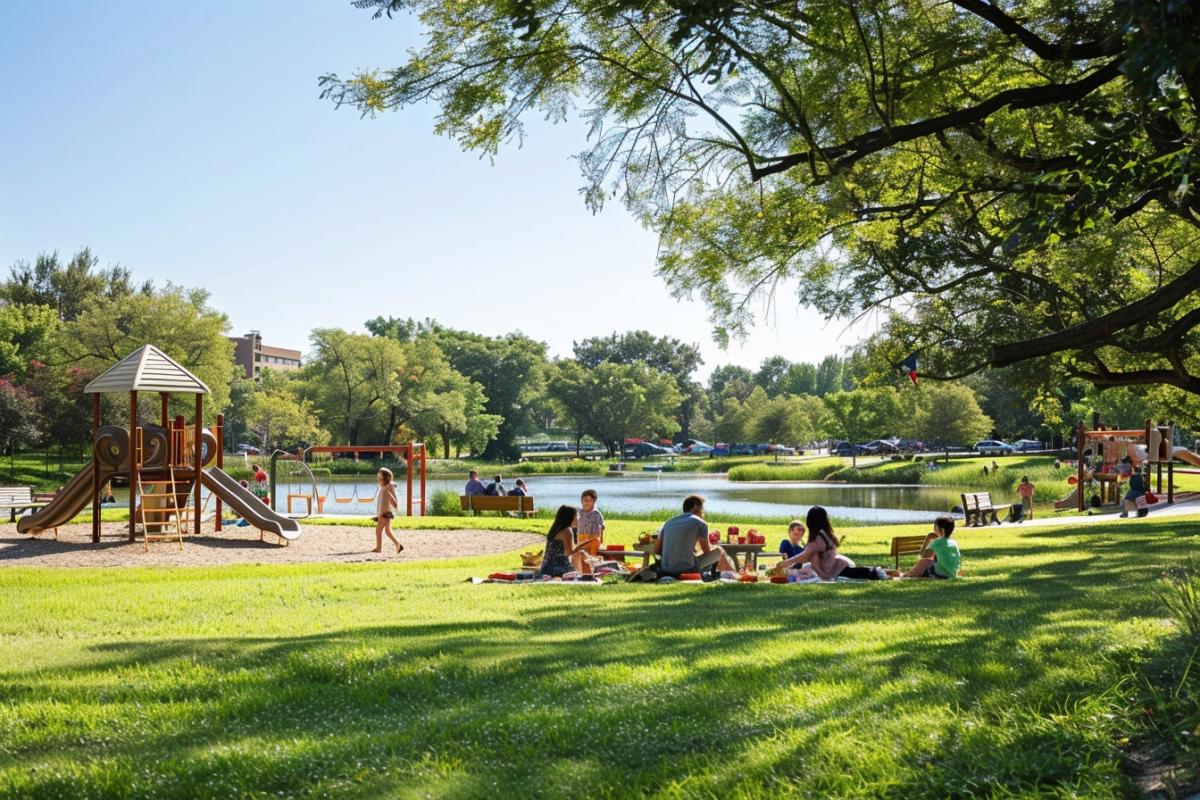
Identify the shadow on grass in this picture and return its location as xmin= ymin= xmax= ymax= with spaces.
xmin=3 ymin=521 xmax=1200 ymax=797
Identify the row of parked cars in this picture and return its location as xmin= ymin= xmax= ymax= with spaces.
xmin=832 ymin=438 xmax=1046 ymax=457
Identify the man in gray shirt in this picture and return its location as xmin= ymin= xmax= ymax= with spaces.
xmin=654 ymin=495 xmax=733 ymax=576
xmin=464 ymin=470 xmax=487 ymax=496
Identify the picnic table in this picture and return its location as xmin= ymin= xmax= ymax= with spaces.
xmin=597 ymin=544 xmax=653 ymax=568
xmin=719 ymin=542 xmax=766 ymax=571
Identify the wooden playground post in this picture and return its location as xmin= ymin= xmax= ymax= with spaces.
xmin=1076 ymin=420 xmax=1086 ymax=513
xmin=215 ymin=414 xmax=224 ymax=531
xmin=160 ymin=392 xmax=169 ymax=429
xmin=194 ymin=394 xmax=203 ymax=538
xmin=420 ymin=443 xmax=426 ymax=516
xmin=91 ymin=393 xmax=101 ymax=543
xmin=129 ymin=390 xmax=139 ymax=542
xmin=406 ymin=443 xmax=414 ymax=517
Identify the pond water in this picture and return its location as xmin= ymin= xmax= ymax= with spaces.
xmin=271 ymin=473 xmax=965 ymax=523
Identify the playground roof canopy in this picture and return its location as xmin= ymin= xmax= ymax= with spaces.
xmin=84 ymin=344 xmax=211 ymax=395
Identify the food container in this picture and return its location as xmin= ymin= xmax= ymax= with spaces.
xmin=738 ymin=573 xmax=758 ymax=583
xmin=708 ymin=532 xmax=720 ymax=544
xmin=770 ymin=575 xmax=788 ymax=584
xmin=738 ymin=536 xmax=746 ymax=544
xmin=679 ymin=572 xmax=702 ymax=582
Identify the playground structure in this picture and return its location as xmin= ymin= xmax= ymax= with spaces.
xmin=16 ymin=345 xmax=300 ymax=545
xmin=269 ymin=444 xmax=429 ymax=517
xmin=1058 ymin=417 xmax=1200 ymax=512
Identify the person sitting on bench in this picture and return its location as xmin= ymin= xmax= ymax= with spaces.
xmin=654 ymin=494 xmax=733 ymax=577
xmin=902 ymin=515 xmax=961 ymax=579
xmin=464 ymin=470 xmax=487 ymax=496
xmin=539 ymin=505 xmax=597 ymax=578
xmin=507 ymin=478 xmax=528 ymax=497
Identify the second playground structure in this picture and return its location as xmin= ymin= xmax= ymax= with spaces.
xmin=17 ymin=345 xmax=299 ymax=546
xmin=1058 ymin=418 xmax=1200 ymax=512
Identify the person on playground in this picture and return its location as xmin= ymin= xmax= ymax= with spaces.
xmin=778 ymin=506 xmax=888 ymax=580
xmin=1121 ymin=466 xmax=1149 ymax=518
xmin=903 ymin=515 xmax=961 ymax=579
xmin=779 ymin=520 xmax=806 ymax=559
xmin=1017 ymin=475 xmax=1036 ymax=520
xmin=372 ymin=468 xmax=404 ymax=554
xmin=655 ymin=495 xmax=733 ymax=577
xmin=576 ymin=489 xmax=605 ymax=556
xmin=464 ymin=470 xmax=487 ymax=496
xmin=539 ymin=505 xmax=596 ymax=577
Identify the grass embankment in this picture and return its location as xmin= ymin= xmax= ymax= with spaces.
xmin=728 ymin=454 xmax=1200 ymax=513
xmin=1 ymin=516 xmax=1199 ymax=796
xmin=726 ymin=456 xmax=850 ymax=482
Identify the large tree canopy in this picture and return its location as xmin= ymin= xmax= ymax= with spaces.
xmin=324 ymin=0 xmax=1200 ymax=396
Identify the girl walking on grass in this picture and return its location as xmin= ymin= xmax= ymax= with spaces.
xmin=373 ymin=468 xmax=404 ymax=554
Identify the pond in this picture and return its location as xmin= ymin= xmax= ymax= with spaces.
xmin=271 ymin=473 xmax=965 ymax=523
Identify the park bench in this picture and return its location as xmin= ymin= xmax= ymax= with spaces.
xmin=889 ymin=535 xmax=929 ymax=569
xmin=459 ymin=495 xmax=536 ymax=516
xmin=961 ymin=491 xmax=1010 ymax=526
xmin=1 ymin=486 xmax=52 ymax=524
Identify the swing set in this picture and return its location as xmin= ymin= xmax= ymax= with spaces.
xmin=268 ymin=443 xmax=428 ymax=516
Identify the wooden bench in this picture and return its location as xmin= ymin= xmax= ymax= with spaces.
xmin=890 ymin=535 xmax=929 ymax=569
xmin=1 ymin=486 xmax=52 ymax=523
xmin=961 ymin=491 xmax=1010 ymax=526
xmin=460 ymin=495 xmax=536 ymax=516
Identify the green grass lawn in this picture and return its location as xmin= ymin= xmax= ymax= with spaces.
xmin=2 ymin=515 xmax=1199 ymax=797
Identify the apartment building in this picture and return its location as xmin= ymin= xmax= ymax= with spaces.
xmin=230 ymin=331 xmax=302 ymax=380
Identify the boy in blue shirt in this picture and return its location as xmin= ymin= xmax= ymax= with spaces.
xmin=779 ymin=520 xmax=805 ymax=559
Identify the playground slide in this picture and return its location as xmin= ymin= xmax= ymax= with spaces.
xmin=16 ymin=462 xmax=115 ymax=534
xmin=1054 ymin=487 xmax=1080 ymax=511
xmin=200 ymin=468 xmax=300 ymax=541
xmin=1173 ymin=448 xmax=1200 ymax=467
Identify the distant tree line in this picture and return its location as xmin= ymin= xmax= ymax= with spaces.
xmin=1 ymin=249 xmax=1196 ymax=462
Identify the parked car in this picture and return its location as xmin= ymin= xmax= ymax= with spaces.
xmin=833 ymin=441 xmax=870 ymax=457
xmin=767 ymin=444 xmax=796 ymax=456
xmin=235 ymin=443 xmax=260 ymax=455
xmin=625 ymin=442 xmax=673 ymax=459
xmin=674 ymin=439 xmax=714 ymax=455
xmin=712 ymin=443 xmax=730 ymax=457
xmin=862 ymin=439 xmax=899 ymax=455
xmin=897 ymin=439 xmax=925 ymax=452
xmin=1013 ymin=439 xmax=1043 ymax=452
xmin=974 ymin=439 xmax=1015 ymax=455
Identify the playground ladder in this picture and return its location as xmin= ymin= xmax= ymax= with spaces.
xmin=136 ymin=466 xmax=191 ymax=551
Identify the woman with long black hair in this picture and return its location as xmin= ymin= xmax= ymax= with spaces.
xmin=539 ymin=504 xmax=597 ymax=577
xmin=777 ymin=506 xmax=888 ymax=580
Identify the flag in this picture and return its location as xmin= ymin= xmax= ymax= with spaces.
xmin=899 ymin=353 xmax=919 ymax=386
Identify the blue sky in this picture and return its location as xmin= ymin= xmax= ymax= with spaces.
xmin=0 ymin=0 xmax=864 ymax=378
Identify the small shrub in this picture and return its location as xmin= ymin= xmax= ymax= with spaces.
xmin=1162 ymin=565 xmax=1200 ymax=647
xmin=430 ymin=490 xmax=461 ymax=517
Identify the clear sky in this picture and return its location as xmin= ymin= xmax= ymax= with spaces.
xmin=0 ymin=1 xmax=867 ymax=379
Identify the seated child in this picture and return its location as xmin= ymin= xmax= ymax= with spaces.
xmin=903 ymin=515 xmax=961 ymax=579
xmin=779 ymin=520 xmax=805 ymax=559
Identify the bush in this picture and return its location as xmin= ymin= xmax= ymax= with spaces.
xmin=1162 ymin=564 xmax=1200 ymax=647
xmin=430 ymin=490 xmax=461 ymax=517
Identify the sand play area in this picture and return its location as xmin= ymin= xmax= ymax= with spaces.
xmin=0 ymin=521 xmax=541 ymax=568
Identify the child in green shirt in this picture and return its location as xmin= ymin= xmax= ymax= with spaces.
xmin=904 ymin=515 xmax=961 ymax=579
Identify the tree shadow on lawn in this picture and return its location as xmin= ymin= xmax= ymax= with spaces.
xmin=3 ymin=528 xmax=1193 ymax=798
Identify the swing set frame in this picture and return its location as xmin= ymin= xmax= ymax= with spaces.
xmin=269 ymin=444 xmax=428 ymax=517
